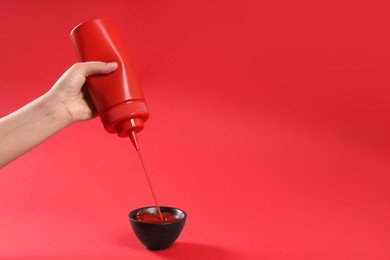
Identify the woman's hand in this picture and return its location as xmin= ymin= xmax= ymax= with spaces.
xmin=46 ymin=61 xmax=118 ymax=123
xmin=0 ymin=61 xmax=117 ymax=168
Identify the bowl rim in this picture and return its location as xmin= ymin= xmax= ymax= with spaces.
xmin=129 ymin=206 xmax=187 ymax=225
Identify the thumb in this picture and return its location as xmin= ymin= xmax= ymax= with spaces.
xmin=74 ymin=61 xmax=118 ymax=77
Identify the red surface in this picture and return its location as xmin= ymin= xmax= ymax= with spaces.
xmin=0 ymin=1 xmax=389 ymax=259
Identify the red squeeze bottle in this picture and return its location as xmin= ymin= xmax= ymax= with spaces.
xmin=70 ymin=18 xmax=148 ymax=150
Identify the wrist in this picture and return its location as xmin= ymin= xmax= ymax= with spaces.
xmin=40 ymin=91 xmax=74 ymax=127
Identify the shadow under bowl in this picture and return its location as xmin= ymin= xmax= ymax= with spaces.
xmin=129 ymin=206 xmax=187 ymax=250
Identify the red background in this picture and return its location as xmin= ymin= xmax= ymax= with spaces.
xmin=1 ymin=1 xmax=390 ymax=259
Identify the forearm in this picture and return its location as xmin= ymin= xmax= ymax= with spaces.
xmin=0 ymin=62 xmax=117 ymax=169
xmin=0 ymin=93 xmax=71 ymax=168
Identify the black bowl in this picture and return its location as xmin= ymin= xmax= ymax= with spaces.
xmin=129 ymin=206 xmax=187 ymax=250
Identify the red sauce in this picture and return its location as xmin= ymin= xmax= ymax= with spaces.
xmin=136 ymin=211 xmax=178 ymax=223
xmin=137 ymin=150 xmax=164 ymax=221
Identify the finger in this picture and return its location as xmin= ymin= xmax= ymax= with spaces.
xmin=73 ymin=61 xmax=118 ymax=77
xmin=81 ymin=86 xmax=98 ymax=117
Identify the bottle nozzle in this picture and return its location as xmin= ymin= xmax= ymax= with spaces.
xmin=128 ymin=130 xmax=140 ymax=151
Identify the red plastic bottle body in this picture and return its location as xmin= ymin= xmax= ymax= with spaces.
xmin=70 ymin=18 xmax=148 ymax=138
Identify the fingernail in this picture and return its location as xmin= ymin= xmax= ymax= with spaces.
xmin=108 ymin=62 xmax=118 ymax=69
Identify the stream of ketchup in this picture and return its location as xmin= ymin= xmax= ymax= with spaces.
xmin=136 ymin=149 xmax=178 ymax=223
xmin=136 ymin=150 xmax=163 ymax=219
